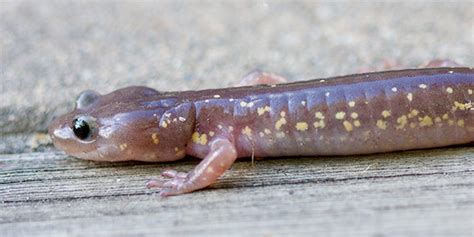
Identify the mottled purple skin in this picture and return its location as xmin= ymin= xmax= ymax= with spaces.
xmin=185 ymin=68 xmax=474 ymax=158
xmin=49 ymin=67 xmax=473 ymax=162
xmin=49 ymin=67 xmax=473 ymax=195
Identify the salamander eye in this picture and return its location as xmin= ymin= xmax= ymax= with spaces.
xmin=72 ymin=116 xmax=96 ymax=141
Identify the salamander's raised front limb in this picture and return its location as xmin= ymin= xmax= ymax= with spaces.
xmin=237 ymin=70 xmax=288 ymax=86
xmin=147 ymin=138 xmax=238 ymax=196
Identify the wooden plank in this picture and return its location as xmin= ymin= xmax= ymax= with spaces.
xmin=0 ymin=147 xmax=473 ymax=236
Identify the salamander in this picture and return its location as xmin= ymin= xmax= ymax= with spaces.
xmin=48 ymin=66 xmax=474 ymax=196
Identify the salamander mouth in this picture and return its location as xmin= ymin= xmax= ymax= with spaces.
xmin=69 ymin=149 xmax=102 ymax=161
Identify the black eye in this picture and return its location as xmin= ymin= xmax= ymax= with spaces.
xmin=72 ymin=117 xmax=95 ymax=140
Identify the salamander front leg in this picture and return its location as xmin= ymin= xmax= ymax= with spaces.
xmin=237 ymin=69 xmax=288 ymax=86
xmin=147 ymin=138 xmax=238 ymax=196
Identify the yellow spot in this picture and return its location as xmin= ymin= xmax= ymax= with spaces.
xmin=376 ymin=120 xmax=387 ymax=130
xmin=408 ymin=109 xmax=419 ymax=118
xmin=151 ymin=133 xmax=160 ymax=144
xmin=209 ymin=131 xmax=215 ymax=137
xmin=410 ymin=122 xmax=417 ymax=128
xmin=315 ymin=112 xmax=325 ymax=119
xmin=264 ymin=128 xmax=272 ymax=134
xmin=446 ymin=87 xmax=453 ymax=94
xmin=457 ymin=119 xmax=465 ymax=127
xmin=419 ymin=116 xmax=433 ymax=127
xmin=363 ymin=131 xmax=371 ymax=140
xmin=240 ymin=101 xmax=247 ymax=107
xmin=434 ymin=117 xmax=442 ymax=123
xmin=276 ymin=132 xmax=285 ymax=138
xmin=396 ymin=115 xmax=407 ymax=129
xmin=296 ymin=122 xmax=308 ymax=131
xmin=419 ymin=84 xmax=427 ymax=89
xmin=407 ymin=93 xmax=413 ymax=102
xmin=174 ymin=147 xmax=179 ymax=152
xmin=335 ymin=111 xmax=346 ymax=120
xmin=257 ymin=106 xmax=271 ymax=115
xmin=313 ymin=120 xmax=326 ymax=129
xmin=207 ymin=167 xmax=214 ymax=173
xmin=275 ymin=117 xmax=287 ymax=130
xmin=350 ymin=112 xmax=358 ymax=119
xmin=175 ymin=150 xmax=185 ymax=157
xmin=343 ymin=121 xmax=353 ymax=132
xmin=348 ymin=101 xmax=356 ymax=107
xmin=280 ymin=111 xmax=286 ymax=117
xmin=452 ymin=101 xmax=472 ymax=111
xmin=448 ymin=120 xmax=454 ymax=126
xmin=468 ymin=89 xmax=473 ymax=95
xmin=241 ymin=126 xmax=252 ymax=138
xmin=442 ymin=113 xmax=449 ymax=120
xmin=381 ymin=110 xmax=391 ymax=118
xmin=353 ymin=120 xmax=361 ymax=127
xmin=192 ymin=132 xmax=208 ymax=145
xmin=119 ymin=143 xmax=128 ymax=151
xmin=160 ymin=121 xmax=168 ymax=128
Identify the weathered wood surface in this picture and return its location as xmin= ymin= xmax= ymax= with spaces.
xmin=1 ymin=147 xmax=473 ymax=237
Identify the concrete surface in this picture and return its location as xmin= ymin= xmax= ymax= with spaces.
xmin=0 ymin=1 xmax=473 ymax=236
xmin=1 ymin=1 xmax=473 ymax=138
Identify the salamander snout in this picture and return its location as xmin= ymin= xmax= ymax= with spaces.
xmin=48 ymin=113 xmax=100 ymax=159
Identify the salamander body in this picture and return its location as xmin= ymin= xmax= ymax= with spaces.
xmin=49 ymin=67 xmax=474 ymax=195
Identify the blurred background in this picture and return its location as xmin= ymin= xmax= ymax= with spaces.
xmin=1 ymin=0 xmax=473 ymax=152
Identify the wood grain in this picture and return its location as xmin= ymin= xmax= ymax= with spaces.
xmin=1 ymin=147 xmax=473 ymax=236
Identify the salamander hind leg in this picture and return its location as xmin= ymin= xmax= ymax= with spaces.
xmin=146 ymin=138 xmax=237 ymax=196
xmin=237 ymin=69 xmax=288 ymax=86
xmin=357 ymin=59 xmax=463 ymax=73
xmin=419 ymin=59 xmax=462 ymax=68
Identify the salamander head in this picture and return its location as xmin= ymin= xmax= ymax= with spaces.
xmin=48 ymin=87 xmax=195 ymax=162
